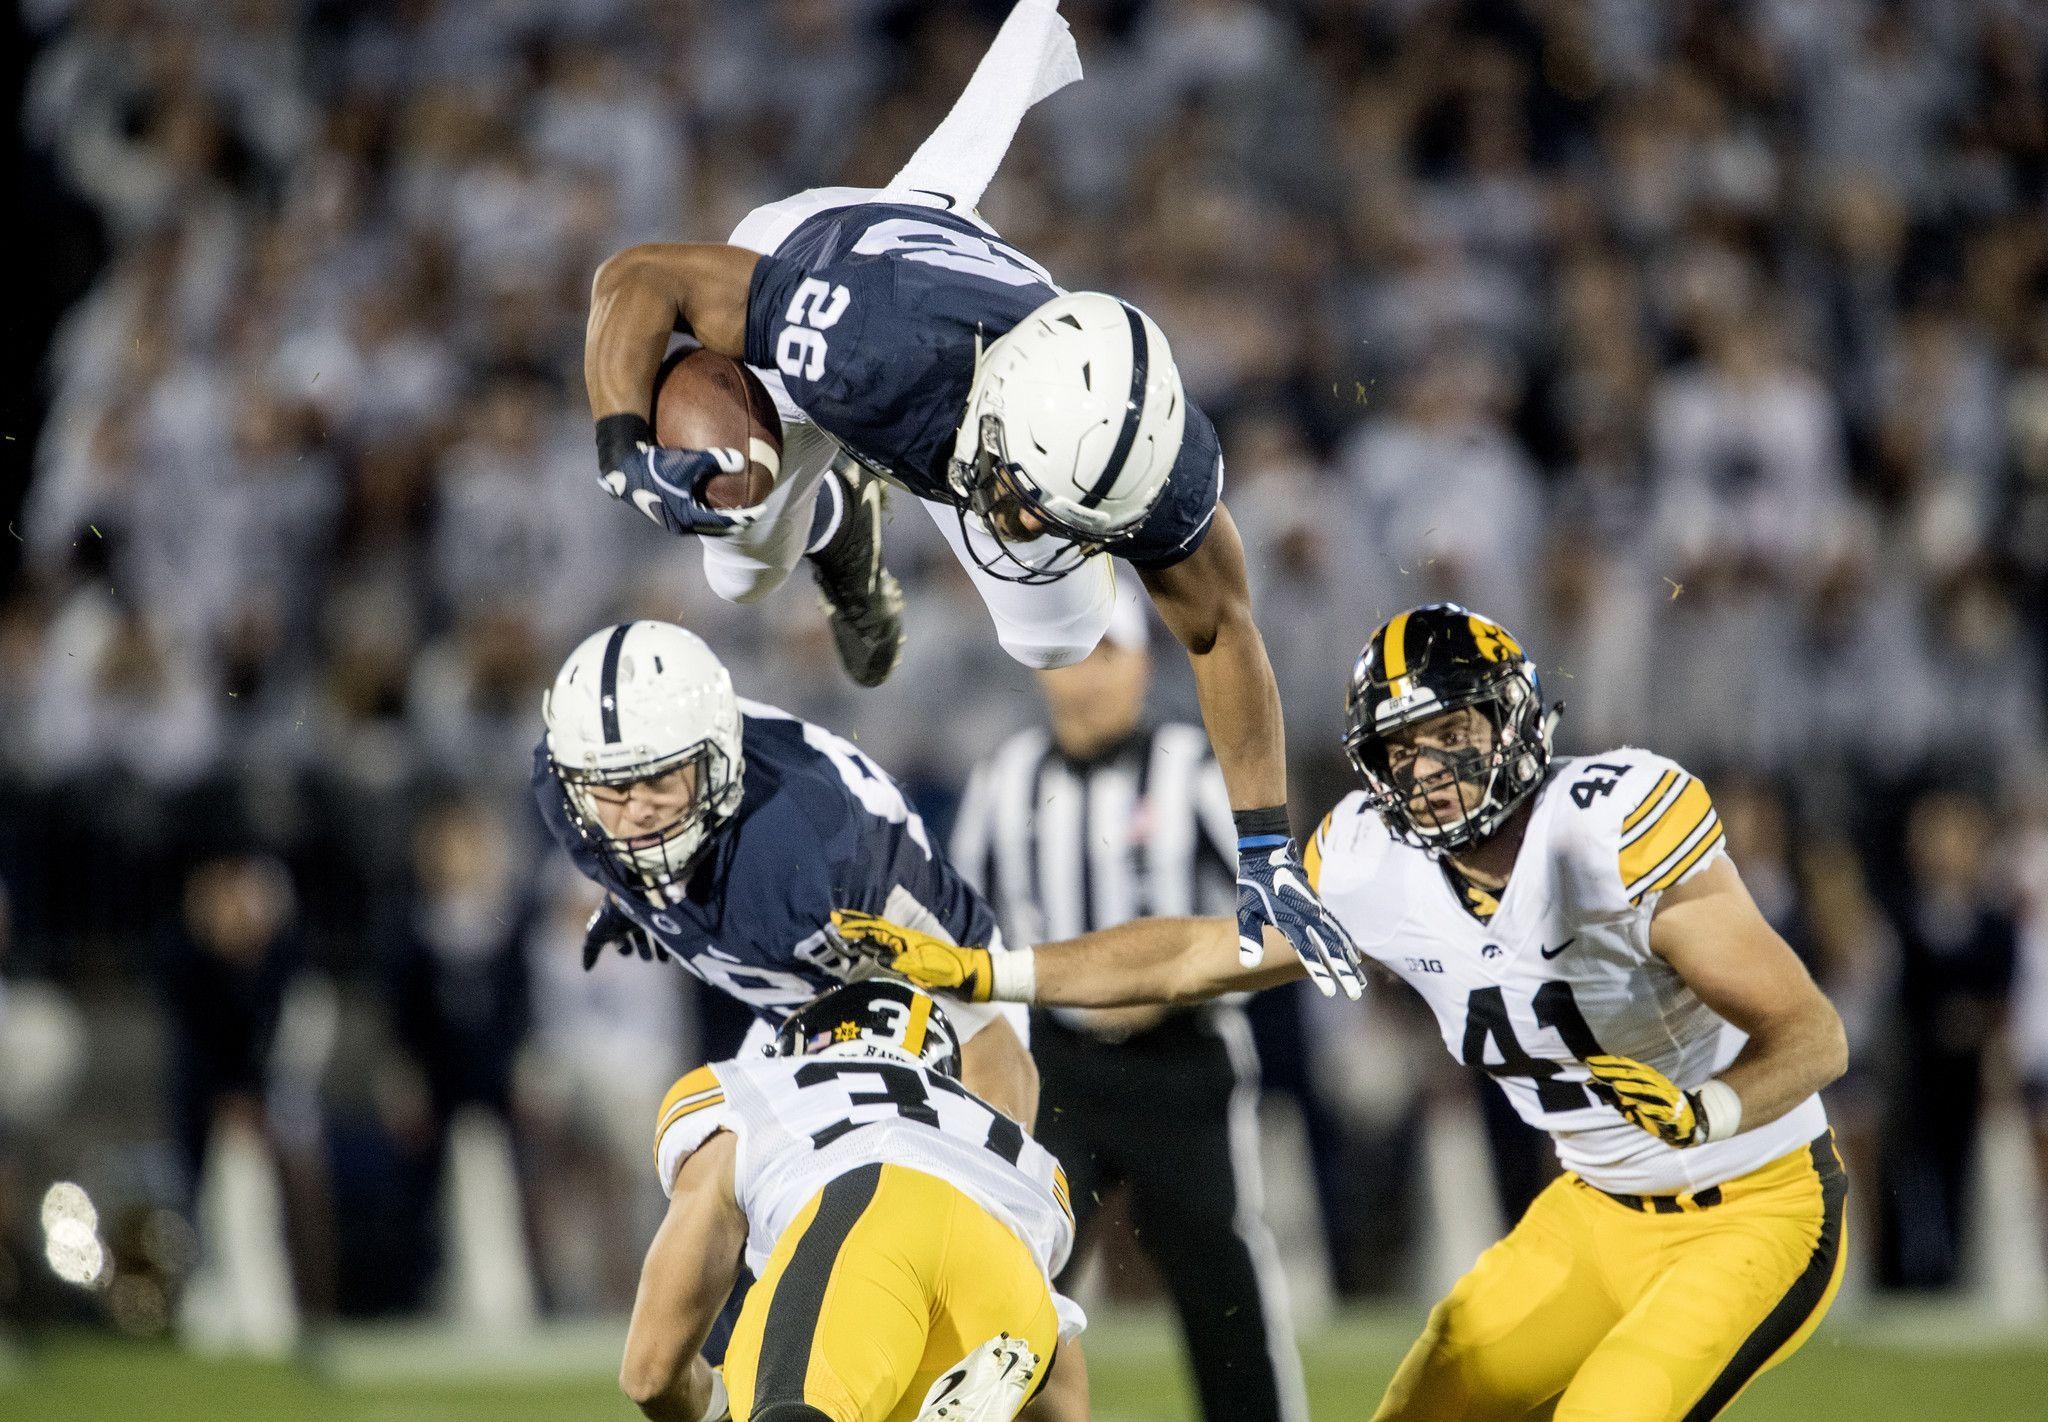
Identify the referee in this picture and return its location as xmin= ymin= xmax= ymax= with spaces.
xmin=951 ymin=586 xmax=1308 ymax=1422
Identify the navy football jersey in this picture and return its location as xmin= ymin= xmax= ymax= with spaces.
xmin=533 ymin=699 xmax=999 ymax=1025
xmin=741 ymin=200 xmax=1222 ymax=569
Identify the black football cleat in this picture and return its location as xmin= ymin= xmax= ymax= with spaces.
xmin=809 ymin=456 xmax=905 ymax=687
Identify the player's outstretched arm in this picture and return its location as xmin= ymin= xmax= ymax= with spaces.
xmin=1139 ymin=505 xmax=1368 ymax=999
xmin=621 ymin=1130 xmax=748 ymax=1422
xmin=833 ymin=910 xmax=1305 ymax=1008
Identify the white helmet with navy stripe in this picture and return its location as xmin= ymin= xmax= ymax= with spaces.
xmin=543 ymin=621 xmax=744 ymax=893
xmin=948 ymin=292 xmax=1186 ymax=583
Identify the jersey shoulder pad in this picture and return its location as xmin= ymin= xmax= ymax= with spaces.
xmin=653 ymin=1064 xmax=731 ymax=1197
xmin=1305 ymin=790 xmax=1390 ymax=895
xmin=1548 ymin=750 xmax=1725 ymax=912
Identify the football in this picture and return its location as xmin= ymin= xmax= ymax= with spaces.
xmin=651 ymin=348 xmax=782 ymax=510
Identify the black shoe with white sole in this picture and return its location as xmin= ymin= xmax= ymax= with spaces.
xmin=808 ymin=458 xmax=905 ymax=688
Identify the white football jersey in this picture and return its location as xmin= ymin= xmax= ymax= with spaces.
xmin=654 ymin=1047 xmax=1084 ymax=1338
xmin=1307 ymin=749 xmax=1828 ymax=1196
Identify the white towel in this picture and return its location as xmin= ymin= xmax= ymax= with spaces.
xmin=887 ymin=0 xmax=1082 ymax=211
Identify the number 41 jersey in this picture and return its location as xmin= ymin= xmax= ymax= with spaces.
xmin=1306 ymin=750 xmax=1828 ymax=1198
xmin=654 ymin=1048 xmax=1084 ymax=1339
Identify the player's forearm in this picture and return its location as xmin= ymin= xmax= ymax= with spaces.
xmin=1033 ymin=917 xmax=1295 ymax=1006
xmin=1185 ymin=605 xmax=1289 ymax=810
xmin=1021 ymin=1336 xmax=1090 ymax=1422
xmin=1141 ymin=507 xmax=1287 ymax=809
xmin=586 ymin=244 xmax=756 ymax=419
xmin=1712 ymin=994 xmax=1848 ymax=1134
xmin=623 ymin=1354 xmax=720 ymax=1422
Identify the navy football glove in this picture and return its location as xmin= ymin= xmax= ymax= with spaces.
xmin=596 ymin=413 xmax=760 ymax=537
xmin=1236 ymin=812 xmax=1364 ymax=1000
xmin=581 ymin=897 xmax=672 ymax=972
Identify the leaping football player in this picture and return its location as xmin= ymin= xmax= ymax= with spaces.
xmin=838 ymin=602 xmax=1851 ymax=1422
xmin=534 ymin=619 xmax=1037 ymax=1123
xmin=578 ymin=0 xmax=1362 ymax=1000
xmin=623 ymin=980 xmax=1087 ymax=1422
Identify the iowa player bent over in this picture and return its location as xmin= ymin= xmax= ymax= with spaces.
xmin=838 ymin=604 xmax=1850 ymax=1422
xmin=622 ymin=981 xmax=1086 ymax=1422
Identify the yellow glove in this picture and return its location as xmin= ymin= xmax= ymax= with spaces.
xmin=832 ymin=910 xmax=995 ymax=1002
xmin=1584 ymin=1054 xmax=1702 ymax=1147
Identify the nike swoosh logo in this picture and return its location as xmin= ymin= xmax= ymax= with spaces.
xmin=911 ymin=187 xmax=957 ymax=210
xmin=1539 ymin=936 xmax=1578 ymax=960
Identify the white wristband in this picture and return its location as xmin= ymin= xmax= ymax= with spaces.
xmin=1693 ymin=1078 xmax=1743 ymax=1144
xmin=988 ymin=946 xmax=1037 ymax=1002
xmin=699 ymin=1367 xmax=730 ymax=1422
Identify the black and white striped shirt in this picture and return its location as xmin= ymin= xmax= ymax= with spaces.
xmin=951 ymin=723 xmax=1238 ymax=952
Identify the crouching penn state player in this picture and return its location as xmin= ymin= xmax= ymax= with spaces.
xmin=839 ymin=603 xmax=1850 ymax=1422
xmin=622 ymin=980 xmax=1086 ymax=1422
xmin=534 ymin=619 xmax=1037 ymax=1123
xmin=580 ymin=2 xmax=1362 ymax=1002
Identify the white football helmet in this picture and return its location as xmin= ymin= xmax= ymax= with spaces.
xmin=948 ymin=292 xmax=1187 ymax=582
xmin=542 ymin=621 xmax=744 ymax=894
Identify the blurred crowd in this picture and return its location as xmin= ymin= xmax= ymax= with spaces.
xmin=5 ymin=0 xmax=2048 ymax=1334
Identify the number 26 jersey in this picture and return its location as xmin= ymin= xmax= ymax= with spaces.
xmin=1306 ymin=750 xmax=1829 ymax=1197
xmin=653 ymin=1048 xmax=1084 ymax=1339
xmin=735 ymin=190 xmax=1222 ymax=571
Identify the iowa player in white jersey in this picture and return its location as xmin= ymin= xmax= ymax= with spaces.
xmin=835 ymin=603 xmax=1850 ymax=1421
xmin=623 ymin=979 xmax=1086 ymax=1422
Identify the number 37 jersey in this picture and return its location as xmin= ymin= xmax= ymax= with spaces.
xmin=1306 ymin=750 xmax=1828 ymax=1197
xmin=653 ymin=1049 xmax=1083 ymax=1337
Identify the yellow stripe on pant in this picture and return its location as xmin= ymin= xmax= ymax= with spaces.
xmin=1372 ymin=1132 xmax=1847 ymax=1422
xmin=724 ymin=1163 xmax=1062 ymax=1422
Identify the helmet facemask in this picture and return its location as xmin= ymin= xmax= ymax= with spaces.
xmin=947 ymin=413 xmax=1106 ymax=584
xmin=1346 ymin=668 xmax=1548 ymax=855
xmin=553 ymin=736 xmax=740 ymax=896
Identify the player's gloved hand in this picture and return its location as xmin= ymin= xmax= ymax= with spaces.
xmin=581 ymin=896 xmax=672 ymax=972
xmin=595 ymin=413 xmax=760 ymax=537
xmin=1584 ymin=1054 xmax=1704 ymax=1147
xmin=831 ymin=909 xmax=995 ymax=1002
xmin=1235 ymin=809 xmax=1364 ymax=1000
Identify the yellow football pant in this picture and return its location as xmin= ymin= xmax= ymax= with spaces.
xmin=1375 ymin=1133 xmax=1847 ymax=1422
xmin=725 ymin=1163 xmax=1062 ymax=1422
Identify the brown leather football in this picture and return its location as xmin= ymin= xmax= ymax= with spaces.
xmin=650 ymin=349 xmax=782 ymax=509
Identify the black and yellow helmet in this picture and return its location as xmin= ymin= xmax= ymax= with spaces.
xmin=771 ymin=979 xmax=962 ymax=1080
xmin=1342 ymin=603 xmax=1555 ymax=853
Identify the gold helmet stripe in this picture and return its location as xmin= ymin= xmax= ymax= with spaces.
xmin=901 ymin=990 xmax=933 ymax=1057
xmin=1382 ymin=610 xmax=1413 ymax=678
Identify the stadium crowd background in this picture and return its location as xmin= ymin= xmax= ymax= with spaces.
xmin=3 ymin=0 xmax=2047 ymax=1346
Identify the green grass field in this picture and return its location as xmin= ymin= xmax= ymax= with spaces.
xmin=5 ymin=1308 xmax=2046 ymax=1421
